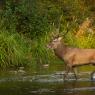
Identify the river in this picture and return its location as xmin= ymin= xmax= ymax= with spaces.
xmin=0 ymin=64 xmax=95 ymax=95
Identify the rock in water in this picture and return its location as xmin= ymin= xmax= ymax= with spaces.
xmin=91 ymin=71 xmax=95 ymax=81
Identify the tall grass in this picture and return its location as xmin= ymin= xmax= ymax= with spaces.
xmin=31 ymin=35 xmax=60 ymax=64
xmin=0 ymin=29 xmax=63 ymax=69
xmin=0 ymin=31 xmax=31 ymax=68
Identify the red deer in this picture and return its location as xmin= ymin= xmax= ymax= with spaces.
xmin=47 ymin=36 xmax=95 ymax=80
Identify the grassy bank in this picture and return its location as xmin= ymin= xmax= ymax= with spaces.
xmin=0 ymin=31 xmax=63 ymax=70
xmin=0 ymin=0 xmax=95 ymax=71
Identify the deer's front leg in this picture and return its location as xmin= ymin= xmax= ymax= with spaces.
xmin=68 ymin=64 xmax=77 ymax=80
xmin=64 ymin=64 xmax=70 ymax=80
xmin=64 ymin=63 xmax=77 ymax=80
xmin=72 ymin=67 xmax=77 ymax=80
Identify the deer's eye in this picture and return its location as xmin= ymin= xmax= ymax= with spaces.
xmin=53 ymin=41 xmax=57 ymax=43
xmin=53 ymin=39 xmax=57 ymax=42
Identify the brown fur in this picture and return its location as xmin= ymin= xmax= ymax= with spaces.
xmin=47 ymin=37 xmax=95 ymax=79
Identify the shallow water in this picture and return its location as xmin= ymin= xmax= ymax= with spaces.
xmin=0 ymin=64 xmax=95 ymax=95
xmin=0 ymin=71 xmax=95 ymax=95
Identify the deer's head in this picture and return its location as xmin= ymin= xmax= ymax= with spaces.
xmin=47 ymin=36 xmax=62 ymax=49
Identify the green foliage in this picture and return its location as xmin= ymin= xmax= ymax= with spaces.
xmin=0 ymin=0 xmax=51 ymax=39
xmin=0 ymin=0 xmax=95 ymax=70
xmin=65 ymin=32 xmax=95 ymax=49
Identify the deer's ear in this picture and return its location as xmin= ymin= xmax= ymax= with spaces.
xmin=58 ymin=37 xmax=62 ymax=41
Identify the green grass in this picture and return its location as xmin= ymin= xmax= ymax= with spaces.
xmin=0 ymin=31 xmax=31 ymax=68
xmin=0 ymin=30 xmax=63 ymax=71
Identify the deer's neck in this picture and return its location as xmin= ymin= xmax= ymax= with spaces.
xmin=54 ymin=43 xmax=67 ymax=59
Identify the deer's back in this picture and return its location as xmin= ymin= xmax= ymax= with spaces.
xmin=64 ymin=48 xmax=95 ymax=65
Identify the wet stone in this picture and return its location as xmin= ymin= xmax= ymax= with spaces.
xmin=91 ymin=71 xmax=95 ymax=81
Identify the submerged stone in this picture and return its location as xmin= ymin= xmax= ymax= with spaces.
xmin=91 ymin=71 xmax=95 ymax=81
